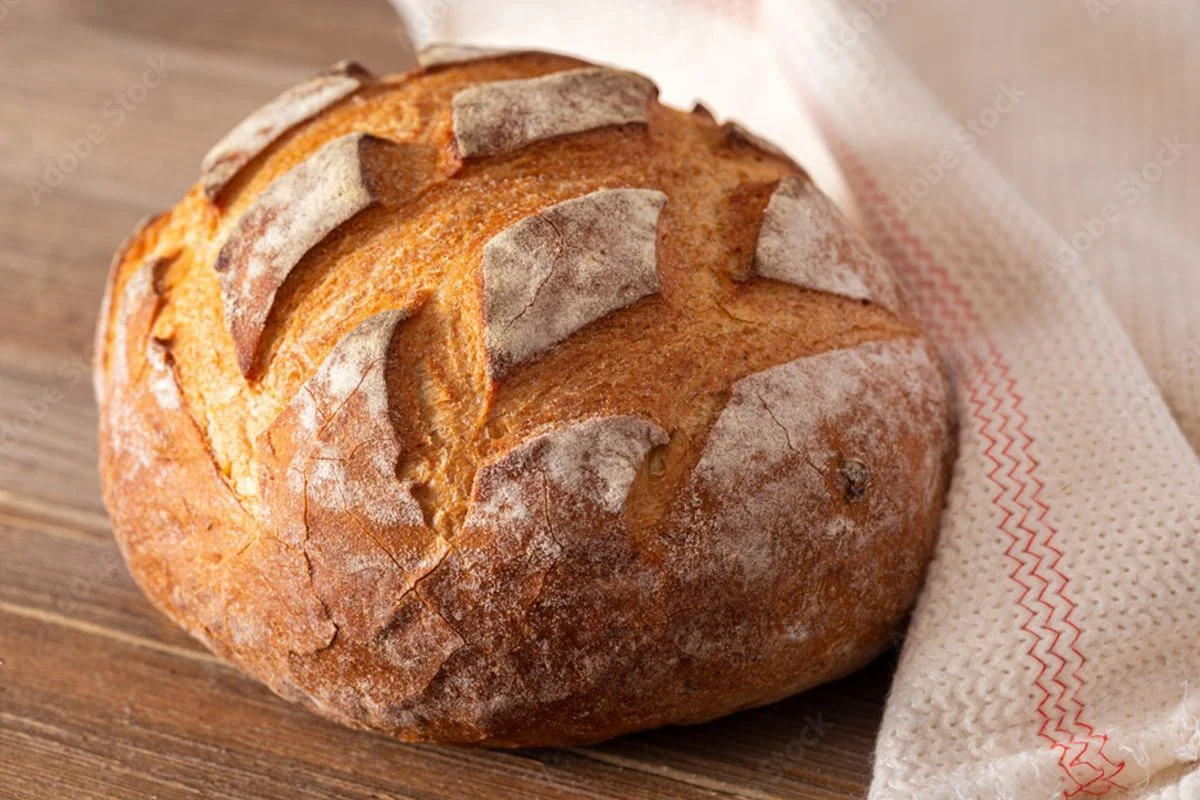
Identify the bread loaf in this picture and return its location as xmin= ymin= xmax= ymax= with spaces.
xmin=94 ymin=46 xmax=955 ymax=747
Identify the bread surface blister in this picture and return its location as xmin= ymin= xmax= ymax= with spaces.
xmin=94 ymin=45 xmax=954 ymax=747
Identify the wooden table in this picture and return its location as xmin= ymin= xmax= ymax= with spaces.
xmin=0 ymin=1 xmax=891 ymax=796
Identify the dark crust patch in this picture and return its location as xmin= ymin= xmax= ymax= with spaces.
xmin=721 ymin=120 xmax=797 ymax=165
xmin=838 ymin=458 xmax=871 ymax=503
xmin=690 ymin=102 xmax=716 ymax=123
xmin=451 ymin=67 xmax=658 ymax=159
xmin=201 ymin=60 xmax=373 ymax=201
xmin=214 ymin=133 xmax=391 ymax=377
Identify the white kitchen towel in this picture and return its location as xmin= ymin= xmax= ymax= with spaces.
xmin=391 ymin=1 xmax=1200 ymax=797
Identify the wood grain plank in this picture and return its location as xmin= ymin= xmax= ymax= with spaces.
xmin=0 ymin=519 xmax=202 ymax=650
xmin=2 ymin=512 xmax=881 ymax=798
xmin=40 ymin=0 xmax=412 ymax=72
xmin=0 ymin=355 xmax=105 ymax=527
xmin=0 ymin=610 xmax=756 ymax=800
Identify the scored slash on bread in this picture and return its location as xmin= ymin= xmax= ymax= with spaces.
xmin=214 ymin=132 xmax=392 ymax=376
xmin=103 ymin=253 xmax=184 ymax=474
xmin=688 ymin=338 xmax=950 ymax=550
xmin=95 ymin=48 xmax=955 ymax=747
xmin=201 ymin=60 xmax=373 ymax=201
xmin=257 ymin=308 xmax=449 ymax=643
xmin=451 ymin=67 xmax=657 ymax=159
xmin=410 ymin=415 xmax=670 ymax=678
xmin=109 ymin=259 xmax=165 ymax=392
xmin=482 ymin=188 xmax=667 ymax=379
xmin=754 ymin=176 xmax=905 ymax=314
xmin=94 ymin=211 xmax=164 ymax=406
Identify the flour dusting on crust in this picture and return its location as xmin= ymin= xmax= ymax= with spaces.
xmin=145 ymin=338 xmax=182 ymax=411
xmin=201 ymin=61 xmax=371 ymax=200
xmin=684 ymin=338 xmax=949 ymax=581
xmin=215 ymin=133 xmax=389 ymax=375
xmin=296 ymin=310 xmax=403 ymax=432
xmin=286 ymin=309 xmax=424 ymax=529
xmin=106 ymin=257 xmax=172 ymax=470
xmin=478 ymin=416 xmax=668 ymax=519
xmin=109 ymin=261 xmax=158 ymax=391
xmin=452 ymin=67 xmax=656 ymax=159
xmin=404 ymin=415 xmax=668 ymax=710
xmin=755 ymin=176 xmax=903 ymax=313
xmin=97 ymin=48 xmax=957 ymax=746
xmin=371 ymin=592 xmax=466 ymax=705
xmin=649 ymin=338 xmax=951 ymax=699
xmin=482 ymin=188 xmax=666 ymax=378
xmin=257 ymin=308 xmax=444 ymax=643
xmin=94 ymin=212 xmax=164 ymax=406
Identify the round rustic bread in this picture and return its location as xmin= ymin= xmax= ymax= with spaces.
xmin=94 ymin=46 xmax=955 ymax=747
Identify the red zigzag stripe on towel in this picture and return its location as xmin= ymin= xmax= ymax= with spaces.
xmin=799 ymin=100 xmax=1126 ymax=797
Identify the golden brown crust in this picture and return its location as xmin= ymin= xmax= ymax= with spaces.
xmin=95 ymin=50 xmax=955 ymax=747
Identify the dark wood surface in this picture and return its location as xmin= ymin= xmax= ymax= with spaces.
xmin=0 ymin=1 xmax=891 ymax=796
